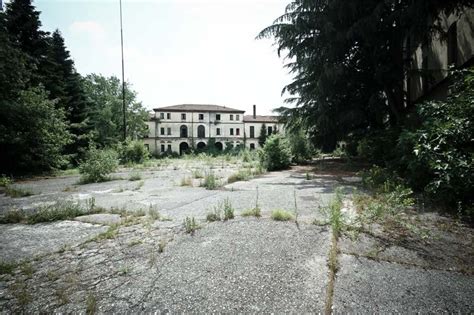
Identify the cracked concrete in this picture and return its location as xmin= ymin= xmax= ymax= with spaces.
xmin=0 ymin=158 xmax=473 ymax=313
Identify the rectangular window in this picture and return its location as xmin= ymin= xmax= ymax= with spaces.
xmin=167 ymin=128 xmax=171 ymax=135
xmin=250 ymin=126 xmax=255 ymax=138
xmin=161 ymin=144 xmax=165 ymax=152
xmin=167 ymin=144 xmax=172 ymax=152
xmin=236 ymin=128 xmax=240 ymax=136
xmin=230 ymin=114 xmax=234 ymax=121
xmin=167 ymin=113 xmax=171 ymax=119
xmin=267 ymin=126 xmax=273 ymax=135
xmin=181 ymin=113 xmax=186 ymax=120
xmin=199 ymin=114 xmax=204 ymax=120
xmin=160 ymin=128 xmax=165 ymax=135
xmin=230 ymin=128 xmax=234 ymax=136
xmin=236 ymin=115 xmax=240 ymax=121
xmin=160 ymin=113 xmax=164 ymax=119
xmin=216 ymin=114 xmax=221 ymax=121
xmin=216 ymin=128 xmax=221 ymax=136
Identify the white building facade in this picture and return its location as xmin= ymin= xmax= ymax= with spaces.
xmin=143 ymin=104 xmax=284 ymax=155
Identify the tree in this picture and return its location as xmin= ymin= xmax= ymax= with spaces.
xmin=260 ymin=134 xmax=291 ymax=171
xmin=45 ymin=30 xmax=91 ymax=161
xmin=0 ymin=87 xmax=71 ymax=173
xmin=4 ymin=0 xmax=50 ymax=87
xmin=258 ymin=123 xmax=267 ymax=147
xmin=258 ymin=0 xmax=473 ymax=151
xmin=82 ymin=74 xmax=148 ymax=148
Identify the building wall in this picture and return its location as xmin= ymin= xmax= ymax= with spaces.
xmin=407 ymin=8 xmax=474 ymax=102
xmin=144 ymin=110 xmax=284 ymax=155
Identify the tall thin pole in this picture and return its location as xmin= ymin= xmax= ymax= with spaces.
xmin=120 ymin=0 xmax=126 ymax=141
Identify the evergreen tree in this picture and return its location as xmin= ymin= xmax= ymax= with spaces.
xmin=4 ymin=0 xmax=50 ymax=87
xmin=259 ymin=0 xmax=473 ymax=150
xmin=258 ymin=123 xmax=267 ymax=147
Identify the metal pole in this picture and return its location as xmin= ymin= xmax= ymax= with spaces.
xmin=120 ymin=0 xmax=126 ymax=141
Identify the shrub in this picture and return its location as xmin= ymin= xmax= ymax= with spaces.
xmin=271 ymin=209 xmax=293 ymax=221
xmin=79 ymin=147 xmax=119 ymax=183
xmin=397 ymin=70 xmax=473 ymax=209
xmin=0 ymin=175 xmax=12 ymax=187
xmin=201 ymin=172 xmax=218 ymax=190
xmin=120 ymin=140 xmax=150 ymax=164
xmin=287 ymin=129 xmax=314 ymax=163
xmin=260 ymin=134 xmax=291 ymax=171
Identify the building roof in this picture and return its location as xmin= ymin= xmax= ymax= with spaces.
xmin=243 ymin=115 xmax=280 ymax=123
xmin=153 ymin=104 xmax=245 ymax=113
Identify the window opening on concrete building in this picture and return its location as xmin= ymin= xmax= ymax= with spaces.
xmin=198 ymin=125 xmax=205 ymax=138
xmin=250 ymin=126 xmax=255 ymax=138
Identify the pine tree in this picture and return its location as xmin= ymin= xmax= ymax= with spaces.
xmin=258 ymin=123 xmax=267 ymax=147
xmin=4 ymin=0 xmax=50 ymax=87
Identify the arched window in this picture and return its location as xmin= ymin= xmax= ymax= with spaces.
xmin=197 ymin=125 xmax=205 ymax=138
xmin=180 ymin=125 xmax=188 ymax=138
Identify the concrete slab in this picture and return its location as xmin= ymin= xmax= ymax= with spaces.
xmin=333 ymin=254 xmax=474 ymax=313
xmin=74 ymin=213 xmax=122 ymax=225
xmin=0 ymin=221 xmax=108 ymax=262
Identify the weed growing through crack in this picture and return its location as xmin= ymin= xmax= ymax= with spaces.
xmin=86 ymin=293 xmax=97 ymax=315
xmin=305 ymin=172 xmax=312 ymax=180
xmin=148 ymin=205 xmax=160 ymax=220
xmin=11 ymin=281 xmax=31 ymax=307
xmin=56 ymin=287 xmax=69 ymax=305
xmin=183 ymin=216 xmax=200 ymax=234
xmin=201 ymin=172 xmax=218 ymax=190
xmin=192 ymin=169 xmax=204 ymax=179
xmin=21 ymin=263 xmax=34 ymax=278
xmin=5 ymin=186 xmax=34 ymax=198
xmin=158 ymin=239 xmax=167 ymax=253
xmin=128 ymin=171 xmax=142 ymax=181
xmin=241 ymin=207 xmax=261 ymax=217
xmin=271 ymin=209 xmax=294 ymax=221
xmin=133 ymin=180 xmax=144 ymax=191
xmin=180 ymin=176 xmax=192 ymax=187
xmin=0 ymin=260 xmax=17 ymax=275
xmin=206 ymin=198 xmax=234 ymax=222
xmin=223 ymin=198 xmax=234 ymax=220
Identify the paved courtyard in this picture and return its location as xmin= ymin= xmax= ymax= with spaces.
xmin=0 ymin=159 xmax=472 ymax=313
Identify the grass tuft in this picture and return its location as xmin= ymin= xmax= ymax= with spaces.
xmin=241 ymin=207 xmax=261 ymax=218
xmin=271 ymin=209 xmax=294 ymax=221
xmin=201 ymin=172 xmax=218 ymax=190
xmin=128 ymin=171 xmax=142 ymax=181
xmin=5 ymin=186 xmax=34 ymax=198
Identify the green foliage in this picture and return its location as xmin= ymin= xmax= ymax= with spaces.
xmin=5 ymin=186 xmax=34 ymax=198
xmin=259 ymin=0 xmax=467 ymax=151
xmin=79 ymin=147 xmax=119 ymax=183
xmin=128 ymin=171 xmax=142 ymax=181
xmin=228 ymin=168 xmax=252 ymax=183
xmin=287 ymin=128 xmax=314 ymax=163
xmin=201 ymin=172 xmax=218 ymax=190
xmin=241 ymin=207 xmax=261 ymax=218
xmin=222 ymin=198 xmax=235 ymax=220
xmin=0 ymin=260 xmax=17 ymax=275
xmin=327 ymin=191 xmax=343 ymax=237
xmin=258 ymin=123 xmax=268 ymax=147
xmin=0 ymin=87 xmax=71 ymax=173
xmin=271 ymin=209 xmax=293 ymax=221
xmin=82 ymin=74 xmax=148 ymax=147
xmin=120 ymin=140 xmax=149 ymax=164
xmin=183 ymin=216 xmax=199 ymax=234
xmin=260 ymin=134 xmax=291 ymax=171
xmin=397 ymin=69 xmax=474 ymax=208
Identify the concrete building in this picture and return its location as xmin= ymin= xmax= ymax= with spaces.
xmin=143 ymin=104 xmax=283 ymax=155
xmin=405 ymin=8 xmax=474 ymax=103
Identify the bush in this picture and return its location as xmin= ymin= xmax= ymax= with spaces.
xmin=260 ymin=134 xmax=291 ymax=171
xmin=287 ymin=129 xmax=314 ymax=163
xmin=120 ymin=140 xmax=149 ymax=164
xmin=79 ymin=147 xmax=119 ymax=183
xmin=397 ymin=69 xmax=474 ymax=209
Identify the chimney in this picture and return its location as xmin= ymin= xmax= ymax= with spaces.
xmin=253 ymin=104 xmax=256 ymax=119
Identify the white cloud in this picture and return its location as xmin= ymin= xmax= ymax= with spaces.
xmin=69 ymin=21 xmax=106 ymax=41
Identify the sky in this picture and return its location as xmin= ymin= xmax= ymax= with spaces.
xmin=28 ymin=0 xmax=293 ymax=115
